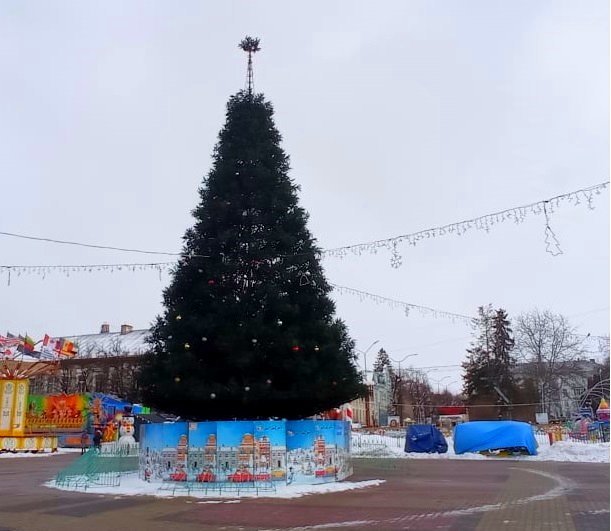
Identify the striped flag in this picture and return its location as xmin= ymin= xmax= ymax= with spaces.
xmin=23 ymin=334 xmax=35 ymax=352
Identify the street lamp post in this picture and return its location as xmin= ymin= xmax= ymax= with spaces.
xmin=355 ymin=340 xmax=379 ymax=427
xmin=443 ymin=380 xmax=459 ymax=393
xmin=355 ymin=340 xmax=380 ymax=375
xmin=388 ymin=354 xmax=418 ymax=424
xmin=389 ymin=353 xmax=419 ymax=374
xmin=431 ymin=375 xmax=451 ymax=394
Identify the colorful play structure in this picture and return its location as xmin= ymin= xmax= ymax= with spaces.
xmin=0 ymin=355 xmax=59 ymax=452
xmin=26 ymin=392 xmax=148 ymax=448
xmin=1 ymin=331 xmax=149 ymax=452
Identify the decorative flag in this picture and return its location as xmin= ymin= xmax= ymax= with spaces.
xmin=23 ymin=334 xmax=35 ymax=352
xmin=0 ymin=335 xmax=21 ymax=348
xmin=16 ymin=335 xmax=27 ymax=353
xmin=59 ymin=339 xmax=77 ymax=357
xmin=40 ymin=335 xmax=59 ymax=359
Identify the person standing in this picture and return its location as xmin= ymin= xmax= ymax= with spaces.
xmin=93 ymin=430 xmax=102 ymax=452
xmin=80 ymin=430 xmax=89 ymax=455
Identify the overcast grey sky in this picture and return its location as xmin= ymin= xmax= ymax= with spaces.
xmin=1 ymin=1 xmax=608 ymax=392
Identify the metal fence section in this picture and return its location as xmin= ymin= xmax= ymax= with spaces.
xmin=351 ymin=430 xmax=406 ymax=457
xmin=156 ymin=478 xmax=277 ymax=496
xmin=534 ymin=424 xmax=610 ymax=444
xmin=55 ymin=443 xmax=140 ymax=490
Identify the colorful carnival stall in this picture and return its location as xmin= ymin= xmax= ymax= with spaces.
xmin=1 ymin=331 xmax=149 ymax=450
xmin=26 ymin=392 xmax=149 ymax=447
xmin=0 ymin=354 xmax=59 ymax=452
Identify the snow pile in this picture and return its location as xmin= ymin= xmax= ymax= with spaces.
xmin=351 ymin=432 xmax=609 ymax=463
xmin=47 ymin=474 xmax=385 ymax=499
xmin=533 ymin=441 xmax=610 ymax=463
xmin=0 ymin=448 xmax=81 ymax=459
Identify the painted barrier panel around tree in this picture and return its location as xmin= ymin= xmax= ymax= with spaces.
xmin=139 ymin=420 xmax=352 ymax=485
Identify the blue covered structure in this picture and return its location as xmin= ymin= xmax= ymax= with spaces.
xmin=454 ymin=421 xmax=538 ymax=455
xmin=404 ymin=424 xmax=448 ymax=453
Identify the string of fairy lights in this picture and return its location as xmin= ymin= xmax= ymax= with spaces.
xmin=0 ymin=181 xmax=607 ymax=268
xmin=0 ymin=181 xmax=608 ymax=325
xmin=330 ymin=284 xmax=472 ymax=325
xmin=323 ymin=181 xmax=608 ymax=266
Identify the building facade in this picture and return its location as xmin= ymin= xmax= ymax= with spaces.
xmin=30 ymin=324 xmax=149 ymax=401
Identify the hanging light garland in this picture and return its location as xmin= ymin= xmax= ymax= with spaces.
xmin=542 ymin=202 xmax=563 ymax=256
xmin=0 ymin=182 xmax=607 ymax=267
xmin=330 ymin=283 xmax=473 ymax=325
xmin=0 ymin=262 xmax=173 ymax=286
xmin=321 ymin=181 xmax=608 ymax=266
xmin=0 ymin=182 xmax=607 ymax=286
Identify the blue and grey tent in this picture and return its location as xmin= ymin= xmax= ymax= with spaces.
xmin=405 ymin=424 xmax=448 ymax=453
xmin=454 ymin=421 xmax=538 ymax=455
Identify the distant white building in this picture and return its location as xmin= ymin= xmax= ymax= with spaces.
xmin=513 ymin=358 xmax=605 ymax=420
xmin=348 ymin=366 xmax=392 ymax=427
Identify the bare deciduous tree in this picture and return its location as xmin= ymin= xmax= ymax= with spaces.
xmin=514 ymin=309 xmax=585 ymax=414
xmin=397 ymin=369 xmax=432 ymax=423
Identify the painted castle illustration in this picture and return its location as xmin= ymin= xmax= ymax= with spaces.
xmin=140 ymin=422 xmax=350 ymax=483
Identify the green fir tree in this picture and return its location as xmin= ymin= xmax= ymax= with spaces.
xmin=138 ymin=47 xmax=365 ymax=419
xmin=373 ymin=348 xmax=392 ymax=373
xmin=462 ymin=305 xmax=515 ymax=404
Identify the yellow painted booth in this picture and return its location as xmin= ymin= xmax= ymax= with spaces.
xmin=0 ymin=360 xmax=59 ymax=452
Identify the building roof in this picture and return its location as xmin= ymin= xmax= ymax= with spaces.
xmin=66 ymin=329 xmax=151 ymax=358
xmin=513 ymin=358 xmax=603 ymax=379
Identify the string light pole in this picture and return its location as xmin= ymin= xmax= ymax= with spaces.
xmin=239 ymin=36 xmax=260 ymax=95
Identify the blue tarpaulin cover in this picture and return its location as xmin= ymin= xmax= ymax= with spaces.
xmin=404 ymin=424 xmax=448 ymax=453
xmin=454 ymin=421 xmax=538 ymax=455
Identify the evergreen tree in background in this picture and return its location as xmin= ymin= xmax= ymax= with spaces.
xmin=490 ymin=308 xmax=516 ymax=398
xmin=462 ymin=305 xmax=515 ymax=403
xmin=462 ymin=305 xmax=494 ymax=400
xmin=373 ymin=348 xmax=392 ymax=373
xmin=138 ymin=41 xmax=365 ymax=419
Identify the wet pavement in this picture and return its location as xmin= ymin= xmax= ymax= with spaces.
xmin=0 ymin=453 xmax=608 ymax=530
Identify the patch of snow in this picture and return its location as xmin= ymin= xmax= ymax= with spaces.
xmin=0 ymin=448 xmax=81 ymax=459
xmin=45 ymin=473 xmax=385 ymax=500
xmin=524 ymin=441 xmax=610 ymax=463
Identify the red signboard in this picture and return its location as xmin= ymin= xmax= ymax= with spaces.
xmin=437 ymin=406 xmax=466 ymax=416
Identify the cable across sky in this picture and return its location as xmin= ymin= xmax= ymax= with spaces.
xmin=0 ymin=181 xmax=607 ymax=263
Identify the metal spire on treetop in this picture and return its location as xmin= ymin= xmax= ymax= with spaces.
xmin=239 ymin=36 xmax=261 ymax=95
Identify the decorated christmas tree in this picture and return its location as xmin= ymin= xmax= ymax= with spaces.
xmin=138 ymin=38 xmax=366 ymax=420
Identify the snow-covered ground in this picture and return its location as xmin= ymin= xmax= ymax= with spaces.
xmin=41 ymin=431 xmax=608 ymax=499
xmin=0 ymin=448 xmax=82 ymax=459
xmin=47 ymin=475 xmax=385 ymax=500
xmin=351 ymin=432 xmax=610 ymax=463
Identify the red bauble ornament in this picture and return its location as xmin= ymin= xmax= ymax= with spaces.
xmin=291 ymin=345 xmax=300 ymax=352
